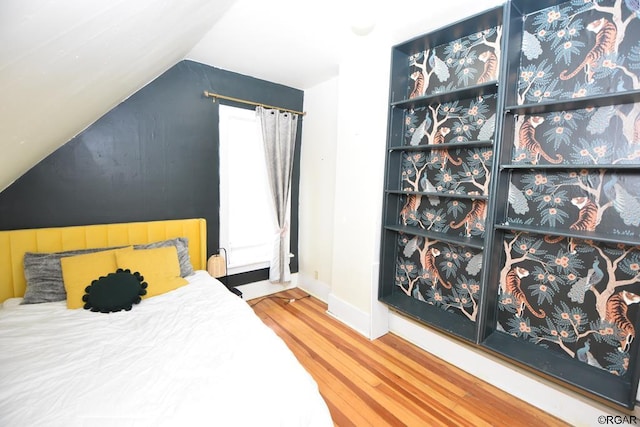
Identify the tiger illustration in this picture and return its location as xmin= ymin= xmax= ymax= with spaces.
xmin=504 ymin=266 xmax=546 ymax=318
xmin=421 ymin=248 xmax=452 ymax=289
xmin=516 ymin=116 xmax=563 ymax=164
xmin=544 ymin=197 xmax=598 ymax=252
xmin=568 ymin=197 xmax=598 ymax=232
xmin=477 ymin=50 xmax=498 ymax=84
xmin=432 ymin=127 xmax=462 ymax=166
xmin=399 ymin=194 xmax=422 ymax=225
xmin=409 ymin=70 xmax=425 ymax=99
xmin=449 ymin=199 xmax=486 ymax=237
xmin=605 ymin=290 xmax=640 ymax=353
xmin=559 ymin=17 xmax=617 ymax=83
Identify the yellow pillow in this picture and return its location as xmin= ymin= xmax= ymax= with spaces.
xmin=61 ymin=248 xmax=132 ymax=309
xmin=115 ymin=246 xmax=187 ymax=299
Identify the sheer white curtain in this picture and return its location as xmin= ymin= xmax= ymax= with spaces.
xmin=256 ymin=106 xmax=298 ymax=283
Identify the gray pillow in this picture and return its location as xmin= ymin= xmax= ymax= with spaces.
xmin=133 ymin=237 xmax=194 ymax=277
xmin=22 ymin=247 xmax=118 ymax=304
xmin=21 ymin=238 xmax=194 ymax=305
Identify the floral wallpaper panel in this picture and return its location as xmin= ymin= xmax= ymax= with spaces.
xmin=497 ymin=231 xmax=640 ymax=377
xmin=395 ymin=233 xmax=483 ymax=322
xmin=511 ymin=103 xmax=640 ymax=166
xmin=518 ymin=0 xmax=640 ymax=104
xmin=506 ymin=170 xmax=640 ymax=238
xmin=406 ymin=26 xmax=502 ymax=99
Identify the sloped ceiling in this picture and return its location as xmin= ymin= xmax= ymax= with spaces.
xmin=0 ymin=0 xmax=235 ymax=192
xmin=0 ymin=0 xmax=502 ymax=193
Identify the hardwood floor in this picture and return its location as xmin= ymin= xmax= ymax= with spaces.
xmin=250 ymin=289 xmax=570 ymax=427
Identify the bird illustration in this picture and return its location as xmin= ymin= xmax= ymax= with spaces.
xmin=508 ymin=182 xmax=529 ymax=215
xmin=420 ymin=175 xmax=440 ymax=206
xmin=613 ymin=183 xmax=640 ymax=226
xmin=586 ymin=105 xmax=615 ymax=135
xmin=403 ymin=236 xmax=420 ymax=257
xmin=568 ymin=259 xmax=603 ymax=303
xmin=465 ymin=253 xmax=483 ymax=276
xmin=477 ymin=113 xmax=496 ymax=141
xmin=409 ymin=116 xmax=431 ymax=146
xmin=625 ymin=0 xmax=640 ymax=15
xmin=521 ymin=30 xmax=542 ymax=60
xmin=429 ymin=50 xmax=450 ymax=82
xmin=602 ymin=174 xmax=618 ymax=202
xmin=412 ymin=283 xmax=426 ymax=302
xmin=576 ymin=340 xmax=603 ymax=369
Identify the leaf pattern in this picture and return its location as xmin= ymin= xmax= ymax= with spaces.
xmin=518 ymin=0 xmax=640 ymax=104
xmin=506 ymin=170 xmax=640 ymax=237
xmin=512 ymin=103 xmax=640 ymax=165
xmin=497 ymin=232 xmax=640 ymax=377
xmin=406 ymin=26 xmax=502 ymax=98
xmin=394 ymin=234 xmax=483 ymax=322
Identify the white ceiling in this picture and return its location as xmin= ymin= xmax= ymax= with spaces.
xmin=187 ymin=0 xmax=505 ymax=90
xmin=0 ymin=0 xmax=503 ymax=192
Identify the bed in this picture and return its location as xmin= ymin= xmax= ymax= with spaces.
xmin=0 ymin=219 xmax=332 ymax=426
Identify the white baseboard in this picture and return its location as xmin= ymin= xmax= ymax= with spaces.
xmin=297 ymin=272 xmax=331 ymax=303
xmin=236 ymin=273 xmax=298 ymax=301
xmin=388 ymin=311 xmax=639 ymax=426
xmin=369 ymin=262 xmax=389 ymax=340
xmin=327 ymin=293 xmax=370 ymax=338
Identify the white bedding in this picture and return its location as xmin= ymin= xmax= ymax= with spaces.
xmin=0 ymin=271 xmax=332 ymax=426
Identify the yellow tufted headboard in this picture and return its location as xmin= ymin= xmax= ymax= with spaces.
xmin=0 ymin=218 xmax=207 ymax=303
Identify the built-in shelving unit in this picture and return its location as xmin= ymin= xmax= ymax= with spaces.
xmin=379 ymin=5 xmax=506 ymax=342
xmin=480 ymin=0 xmax=640 ymax=410
xmin=380 ymin=0 xmax=640 ymax=410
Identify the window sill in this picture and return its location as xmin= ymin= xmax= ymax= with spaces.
xmin=227 ymin=253 xmax=295 ymax=276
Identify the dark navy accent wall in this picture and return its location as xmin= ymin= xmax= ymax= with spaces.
xmin=0 ymin=60 xmax=303 ymax=282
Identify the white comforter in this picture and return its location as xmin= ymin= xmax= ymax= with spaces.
xmin=0 ymin=271 xmax=332 ymax=426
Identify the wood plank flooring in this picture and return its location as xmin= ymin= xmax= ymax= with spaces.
xmin=250 ymin=288 xmax=569 ymax=427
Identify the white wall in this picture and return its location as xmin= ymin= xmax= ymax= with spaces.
xmin=323 ymin=31 xmax=390 ymax=337
xmin=298 ymin=77 xmax=339 ymax=302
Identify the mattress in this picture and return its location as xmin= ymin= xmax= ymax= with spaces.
xmin=0 ymin=271 xmax=332 ymax=426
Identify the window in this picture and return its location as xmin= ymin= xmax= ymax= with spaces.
xmin=219 ymin=105 xmax=278 ymax=275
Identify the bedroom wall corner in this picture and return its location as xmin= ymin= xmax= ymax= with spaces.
xmin=297 ymin=272 xmax=331 ymax=303
xmin=298 ymin=76 xmax=339 ymax=304
xmin=327 ymin=292 xmax=371 ymax=338
xmin=327 ymin=30 xmax=389 ymax=339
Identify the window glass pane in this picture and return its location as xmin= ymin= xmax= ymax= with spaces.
xmin=219 ymin=105 xmax=276 ymax=273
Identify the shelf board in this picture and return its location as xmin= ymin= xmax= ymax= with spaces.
xmin=389 ymin=140 xmax=494 ymax=151
xmin=393 ymin=5 xmax=504 ymax=56
xmin=391 ymin=82 xmax=499 ymax=109
xmin=384 ymin=224 xmax=485 ymax=249
xmin=505 ymin=89 xmax=640 ymax=115
xmin=494 ymin=223 xmax=640 ymax=247
xmin=500 ymin=164 xmax=640 ymax=171
xmin=481 ymin=331 xmax=634 ymax=409
xmin=386 ymin=190 xmax=488 ymax=201
xmin=380 ymin=292 xmax=476 ymax=342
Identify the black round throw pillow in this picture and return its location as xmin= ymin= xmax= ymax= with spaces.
xmin=83 ymin=268 xmax=148 ymax=313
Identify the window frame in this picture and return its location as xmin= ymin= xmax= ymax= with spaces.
xmin=218 ymin=104 xmax=279 ymax=276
